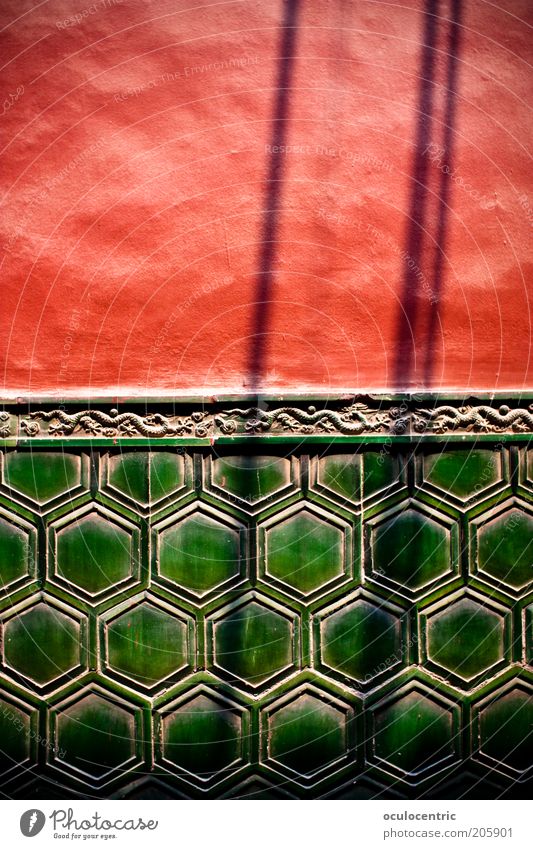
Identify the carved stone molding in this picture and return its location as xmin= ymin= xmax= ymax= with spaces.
xmin=413 ymin=403 xmax=533 ymax=434
xmin=0 ymin=398 xmax=531 ymax=441
xmin=16 ymin=402 xmax=403 ymax=439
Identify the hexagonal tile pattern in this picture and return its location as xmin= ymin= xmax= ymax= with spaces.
xmin=261 ymin=506 xmax=349 ymax=598
xmin=525 ymin=604 xmax=533 ymax=666
xmin=422 ymin=592 xmax=509 ymax=685
xmin=208 ymin=594 xmax=299 ymax=690
xmin=0 ymin=509 xmax=36 ymax=593
xmin=314 ymin=453 xmax=361 ymax=502
xmin=518 ymin=447 xmax=533 ymax=492
xmin=363 ymin=450 xmax=403 ymax=501
xmin=51 ymin=505 xmax=140 ymax=600
xmin=0 ymin=439 xmax=530 ymax=799
xmin=369 ymin=685 xmax=459 ymax=779
xmin=0 ymin=694 xmax=37 ymax=780
xmin=156 ymin=687 xmax=248 ymax=784
xmin=421 ymin=447 xmax=505 ymax=503
xmin=3 ymin=451 xmax=87 ymax=507
xmin=2 ymin=598 xmax=87 ymax=689
xmin=105 ymin=450 xmax=186 ymax=509
xmin=261 ymin=686 xmax=353 ymax=783
xmin=102 ymin=596 xmax=192 ymax=692
xmin=154 ymin=505 xmax=245 ymax=599
xmin=314 ymin=591 xmax=406 ymax=685
xmin=473 ymin=682 xmax=533 ymax=776
xmin=368 ymin=501 xmax=458 ymax=597
xmin=474 ymin=504 xmax=533 ymax=594
xmin=211 ymin=454 xmax=292 ymax=506
xmin=51 ymin=687 xmax=143 ymax=785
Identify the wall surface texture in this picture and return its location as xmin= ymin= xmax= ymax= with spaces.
xmin=1 ymin=0 xmax=531 ymax=396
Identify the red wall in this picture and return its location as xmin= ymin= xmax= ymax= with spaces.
xmin=1 ymin=0 xmax=531 ymax=397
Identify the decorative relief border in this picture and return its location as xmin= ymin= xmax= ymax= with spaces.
xmin=0 ymin=398 xmax=532 ymax=440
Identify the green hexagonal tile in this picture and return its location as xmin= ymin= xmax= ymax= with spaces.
xmin=161 ymin=692 xmax=244 ymax=779
xmin=267 ymin=691 xmax=348 ymax=776
xmin=212 ymin=455 xmax=290 ymax=503
xmin=55 ymin=511 xmax=135 ymax=596
xmin=423 ymin=448 xmax=502 ymax=501
xmin=213 ymin=599 xmax=295 ymax=687
xmin=478 ymin=687 xmax=532 ymax=773
xmin=372 ymin=688 xmax=456 ymax=776
xmin=426 ymin=597 xmax=505 ymax=681
xmin=477 ymin=508 xmax=533 ymax=590
xmin=317 ymin=454 xmax=360 ymax=501
xmin=371 ymin=507 xmax=454 ymax=593
xmin=0 ymin=515 xmax=34 ymax=590
xmin=363 ymin=451 xmax=401 ymax=499
xmin=106 ymin=602 xmax=188 ymax=689
xmin=56 ymin=691 xmax=137 ymax=780
xmin=107 ymin=451 xmax=184 ymax=505
xmin=526 ymin=605 xmax=533 ymax=665
xmin=320 ymin=597 xmax=402 ymax=683
xmin=526 ymin=449 xmax=533 ymax=488
xmin=265 ymin=509 xmax=345 ymax=595
xmin=0 ymin=698 xmax=34 ymax=775
xmin=158 ymin=510 xmax=242 ymax=596
xmin=4 ymin=451 xmax=83 ymax=504
xmin=3 ymin=602 xmax=84 ymax=686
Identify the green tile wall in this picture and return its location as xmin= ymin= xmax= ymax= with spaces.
xmin=0 ymin=444 xmax=531 ymax=799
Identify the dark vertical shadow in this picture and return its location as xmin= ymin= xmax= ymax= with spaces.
xmin=236 ymin=5 xmax=302 ymax=695
xmin=247 ymin=0 xmax=301 ymax=394
xmin=390 ymin=1 xmax=463 ymax=690
xmin=423 ymin=0 xmax=463 ymax=384
xmin=393 ymin=0 xmax=440 ymax=388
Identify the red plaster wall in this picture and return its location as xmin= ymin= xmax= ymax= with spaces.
xmin=1 ymin=0 xmax=531 ymax=397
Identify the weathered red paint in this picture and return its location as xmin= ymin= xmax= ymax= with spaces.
xmin=0 ymin=0 xmax=531 ymax=396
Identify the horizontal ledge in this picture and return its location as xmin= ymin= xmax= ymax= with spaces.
xmin=9 ymin=434 xmax=533 ymax=448
xmin=1 ymin=390 xmax=533 ymax=405
xmin=0 ymin=396 xmax=532 ymax=443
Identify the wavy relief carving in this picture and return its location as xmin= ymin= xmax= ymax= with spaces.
xmin=414 ymin=404 xmax=533 ymax=434
xmin=8 ymin=400 xmax=533 ymax=439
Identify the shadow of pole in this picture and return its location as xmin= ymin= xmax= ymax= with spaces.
xmin=392 ymin=0 xmax=463 ymax=391
xmin=391 ymin=0 xmax=463 ymax=666
xmin=247 ymin=0 xmax=301 ymax=396
xmin=393 ymin=0 xmax=440 ymax=389
xmin=423 ymin=0 xmax=463 ymax=385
